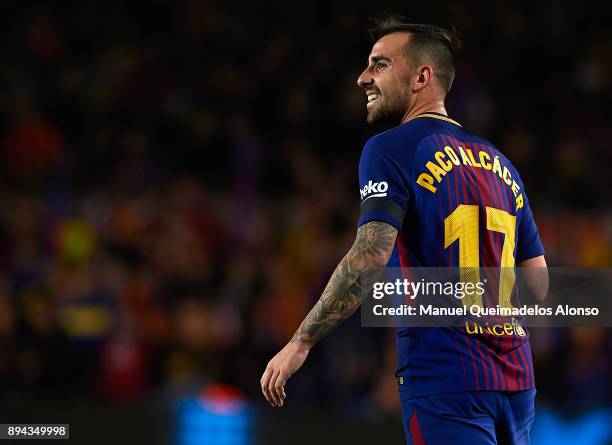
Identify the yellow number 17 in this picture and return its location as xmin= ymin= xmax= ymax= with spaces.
xmin=444 ymin=204 xmax=516 ymax=308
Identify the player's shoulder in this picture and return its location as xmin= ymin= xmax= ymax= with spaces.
xmin=363 ymin=118 xmax=438 ymax=157
xmin=468 ymin=132 xmax=523 ymax=178
xmin=467 ymin=131 xmax=501 ymax=155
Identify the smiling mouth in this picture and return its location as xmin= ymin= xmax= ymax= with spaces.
xmin=367 ymin=93 xmax=380 ymax=102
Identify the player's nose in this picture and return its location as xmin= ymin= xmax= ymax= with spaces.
xmin=357 ymin=68 xmax=373 ymax=88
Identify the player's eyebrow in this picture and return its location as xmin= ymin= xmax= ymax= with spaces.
xmin=369 ymin=55 xmax=391 ymax=64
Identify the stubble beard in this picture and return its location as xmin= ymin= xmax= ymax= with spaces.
xmin=366 ymin=91 xmax=410 ymax=127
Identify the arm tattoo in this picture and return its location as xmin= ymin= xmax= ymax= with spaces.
xmin=290 ymin=221 xmax=397 ymax=348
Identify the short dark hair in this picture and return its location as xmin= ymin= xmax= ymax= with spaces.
xmin=368 ymin=15 xmax=461 ymax=94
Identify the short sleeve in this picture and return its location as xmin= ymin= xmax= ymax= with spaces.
xmin=357 ymin=136 xmax=410 ymax=230
xmin=516 ymin=193 xmax=545 ymax=262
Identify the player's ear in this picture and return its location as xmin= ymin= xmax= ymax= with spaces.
xmin=413 ymin=65 xmax=433 ymax=92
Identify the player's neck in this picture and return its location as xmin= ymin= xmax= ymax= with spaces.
xmin=401 ymin=100 xmax=447 ymax=124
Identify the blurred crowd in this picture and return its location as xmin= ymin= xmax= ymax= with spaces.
xmin=0 ymin=0 xmax=610 ymax=419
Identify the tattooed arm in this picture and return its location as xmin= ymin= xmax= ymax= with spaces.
xmin=260 ymin=221 xmax=398 ymax=407
xmin=290 ymin=221 xmax=397 ymax=347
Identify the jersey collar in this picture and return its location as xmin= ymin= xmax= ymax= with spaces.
xmin=414 ymin=112 xmax=462 ymax=127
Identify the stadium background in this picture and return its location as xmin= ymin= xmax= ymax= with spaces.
xmin=0 ymin=1 xmax=610 ymax=444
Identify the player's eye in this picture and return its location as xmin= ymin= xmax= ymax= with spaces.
xmin=375 ymin=62 xmax=388 ymax=71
